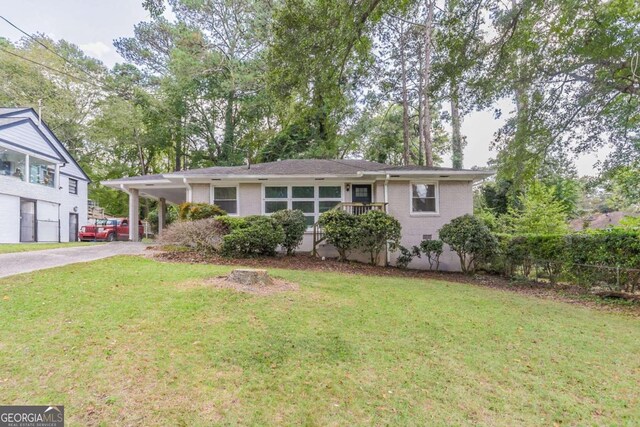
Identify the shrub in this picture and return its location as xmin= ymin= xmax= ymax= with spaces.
xmin=215 ymin=215 xmax=249 ymax=231
xmin=357 ymin=210 xmax=402 ymax=264
xmin=419 ymin=239 xmax=443 ymax=271
xmin=318 ymin=209 xmax=360 ymax=261
xmin=220 ymin=215 xmax=285 ymax=257
xmin=500 ymin=230 xmax=640 ymax=291
xmin=271 ymin=209 xmax=307 ymax=255
xmin=178 ymin=202 xmax=227 ymax=221
xmin=396 ymin=245 xmax=421 ymax=269
xmin=157 ymin=218 xmax=229 ymax=253
xmin=439 ymin=214 xmax=498 ymax=273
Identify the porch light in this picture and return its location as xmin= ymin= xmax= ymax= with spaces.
xmin=345 ymin=184 xmax=350 ymax=191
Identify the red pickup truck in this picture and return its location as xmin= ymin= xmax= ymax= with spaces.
xmin=79 ymin=218 xmax=144 ymax=242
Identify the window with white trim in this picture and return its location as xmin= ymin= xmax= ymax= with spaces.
xmin=264 ymin=185 xmax=343 ymax=227
xmin=411 ymin=183 xmax=438 ymax=213
xmin=213 ymin=186 xmax=237 ymax=214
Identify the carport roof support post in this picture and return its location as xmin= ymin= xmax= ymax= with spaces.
xmin=129 ymin=188 xmax=139 ymax=242
xmin=158 ymin=197 xmax=166 ymax=236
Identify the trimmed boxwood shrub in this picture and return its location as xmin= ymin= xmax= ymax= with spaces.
xmin=318 ymin=209 xmax=360 ymax=261
xmin=357 ymin=210 xmax=402 ymax=264
xmin=396 ymin=245 xmax=421 ymax=269
xmin=420 ymin=239 xmax=443 ymax=271
xmin=271 ymin=209 xmax=307 ymax=255
xmin=220 ymin=215 xmax=285 ymax=257
xmin=439 ymin=214 xmax=498 ymax=273
xmin=178 ymin=202 xmax=227 ymax=221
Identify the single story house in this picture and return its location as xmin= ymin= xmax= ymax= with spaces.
xmin=0 ymin=107 xmax=90 ymax=243
xmin=103 ymin=159 xmax=492 ymax=270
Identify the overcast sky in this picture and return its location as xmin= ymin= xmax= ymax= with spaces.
xmin=1 ymin=0 xmax=605 ymax=176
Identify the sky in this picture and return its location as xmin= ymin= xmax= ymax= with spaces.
xmin=0 ymin=0 xmax=605 ymax=176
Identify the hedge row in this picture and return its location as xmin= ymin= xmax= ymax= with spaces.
xmin=491 ymin=229 xmax=640 ymax=292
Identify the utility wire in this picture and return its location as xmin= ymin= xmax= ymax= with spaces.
xmin=0 ymin=47 xmax=103 ymax=88
xmin=0 ymin=15 xmax=99 ymax=82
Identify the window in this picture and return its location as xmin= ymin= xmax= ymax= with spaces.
xmin=29 ymin=157 xmax=56 ymax=188
xmin=264 ymin=184 xmax=343 ymax=228
xmin=0 ymin=146 xmax=26 ymax=181
xmin=213 ymin=186 xmax=237 ymax=214
xmin=318 ymin=186 xmax=341 ymax=213
xmin=411 ymin=183 xmax=438 ymax=213
xmin=69 ymin=178 xmax=78 ymax=195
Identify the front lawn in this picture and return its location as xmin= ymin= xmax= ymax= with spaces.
xmin=0 ymin=242 xmax=97 ymax=254
xmin=1 ymin=256 xmax=638 ymax=425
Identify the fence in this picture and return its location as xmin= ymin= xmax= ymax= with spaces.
xmin=504 ymin=258 xmax=640 ymax=293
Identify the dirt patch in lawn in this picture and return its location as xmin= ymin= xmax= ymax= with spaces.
xmin=177 ymin=275 xmax=299 ymax=295
xmin=150 ymin=249 xmax=640 ymax=315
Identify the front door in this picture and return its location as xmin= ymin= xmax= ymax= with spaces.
xmin=69 ymin=213 xmax=78 ymax=242
xmin=351 ymin=184 xmax=372 ymax=204
xmin=20 ymin=199 xmax=36 ymax=242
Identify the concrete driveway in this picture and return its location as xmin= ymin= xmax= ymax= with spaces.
xmin=0 ymin=242 xmax=148 ymax=279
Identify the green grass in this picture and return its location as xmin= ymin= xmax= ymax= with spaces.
xmin=0 ymin=257 xmax=638 ymax=426
xmin=0 ymin=242 xmax=99 ymax=254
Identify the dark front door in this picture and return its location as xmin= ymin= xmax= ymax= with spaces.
xmin=20 ymin=199 xmax=36 ymax=242
xmin=69 ymin=213 xmax=78 ymax=242
xmin=351 ymin=184 xmax=372 ymax=203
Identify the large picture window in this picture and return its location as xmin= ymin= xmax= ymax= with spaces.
xmin=213 ymin=186 xmax=237 ymax=214
xmin=411 ymin=182 xmax=438 ymax=213
xmin=0 ymin=146 xmax=26 ymax=181
xmin=264 ymin=184 xmax=343 ymax=228
xmin=29 ymin=158 xmax=56 ymax=188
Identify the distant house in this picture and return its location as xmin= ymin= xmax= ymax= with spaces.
xmin=0 ymin=108 xmax=90 ymax=243
xmin=103 ymin=159 xmax=492 ymax=270
xmin=570 ymin=211 xmax=638 ymax=231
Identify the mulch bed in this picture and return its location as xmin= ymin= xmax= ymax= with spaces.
xmin=149 ymin=248 xmax=640 ymax=315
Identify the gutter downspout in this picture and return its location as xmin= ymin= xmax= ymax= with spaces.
xmin=384 ymin=174 xmax=390 ymax=266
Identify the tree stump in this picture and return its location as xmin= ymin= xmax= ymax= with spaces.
xmin=227 ymin=269 xmax=274 ymax=288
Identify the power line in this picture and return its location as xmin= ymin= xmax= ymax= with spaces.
xmin=0 ymin=15 xmax=99 ymax=82
xmin=0 ymin=47 xmax=101 ymax=89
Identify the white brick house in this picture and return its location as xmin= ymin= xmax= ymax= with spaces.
xmin=103 ymin=159 xmax=492 ymax=271
xmin=0 ymin=108 xmax=89 ymax=243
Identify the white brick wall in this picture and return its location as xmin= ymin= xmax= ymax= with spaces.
xmin=0 ymin=174 xmax=88 ymax=243
xmin=386 ymin=180 xmax=473 ymax=271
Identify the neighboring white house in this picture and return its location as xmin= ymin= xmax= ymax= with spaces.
xmin=0 ymin=107 xmax=90 ymax=243
xmin=103 ymin=159 xmax=492 ymax=271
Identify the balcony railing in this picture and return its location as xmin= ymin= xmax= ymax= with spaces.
xmin=334 ymin=202 xmax=387 ymax=215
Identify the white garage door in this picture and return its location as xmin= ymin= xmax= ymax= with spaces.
xmin=0 ymin=194 xmax=20 ymax=243
xmin=37 ymin=200 xmax=59 ymax=242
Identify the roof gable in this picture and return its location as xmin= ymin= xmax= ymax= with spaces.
xmin=0 ymin=108 xmax=90 ymax=181
xmin=0 ymin=117 xmax=65 ymax=161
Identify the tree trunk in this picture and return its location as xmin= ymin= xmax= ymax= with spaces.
xmin=174 ymin=123 xmax=182 ymax=172
xmin=222 ymin=90 xmax=235 ymax=164
xmin=420 ymin=0 xmax=436 ymax=167
xmin=450 ymin=80 xmax=463 ymax=169
xmin=400 ymin=25 xmax=411 ymax=166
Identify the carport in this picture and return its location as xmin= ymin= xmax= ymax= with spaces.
xmin=102 ymin=174 xmax=191 ymax=241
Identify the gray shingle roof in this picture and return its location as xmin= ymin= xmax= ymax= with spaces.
xmin=103 ymin=159 xmax=491 ymax=184
xmin=176 ymin=159 xmax=389 ymax=176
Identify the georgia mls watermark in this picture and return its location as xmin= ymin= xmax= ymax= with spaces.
xmin=0 ymin=406 xmax=64 ymax=427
